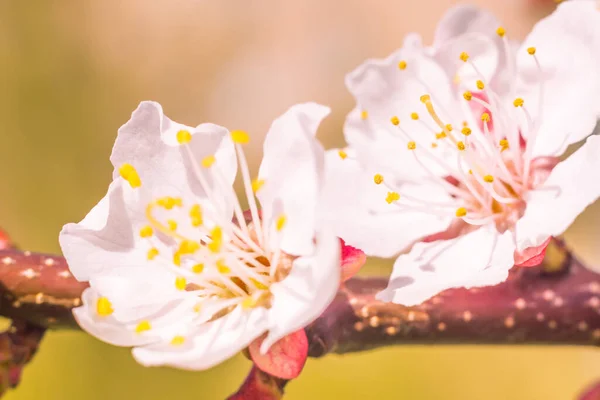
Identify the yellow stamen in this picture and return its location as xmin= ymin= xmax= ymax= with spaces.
xmin=147 ymin=248 xmax=159 ymax=260
xmin=139 ymin=226 xmax=153 ymax=238
xmin=192 ymin=263 xmax=204 ymax=274
xmin=407 ymin=141 xmax=416 ymax=150
xmin=513 ymin=98 xmax=524 ymax=107
xmin=208 ymin=226 xmax=223 ymax=253
xmin=398 ymin=60 xmax=407 ymax=70
xmin=173 ymin=251 xmax=181 ymax=266
xmin=431 ymin=142 xmax=438 ymax=148
xmin=96 ymin=297 xmax=113 ymax=317
xmin=481 ymin=113 xmax=491 ymax=122
xmin=170 ymin=336 xmax=185 ymax=346
xmin=231 ymin=130 xmax=250 ymax=144
xmin=374 ymin=174 xmax=384 ymax=185
xmin=338 ymin=150 xmax=348 ymax=160
xmin=361 ymin=110 xmax=369 ymax=120
xmin=276 ymin=215 xmax=287 ymax=231
xmin=459 ymin=52 xmax=470 ymax=62
xmin=419 ymin=94 xmax=431 ymax=103
xmin=463 ymin=91 xmax=473 ymax=101
xmin=175 ymin=276 xmax=187 ymax=291
xmin=135 ymin=320 xmax=151 ymax=333
xmin=527 ymin=47 xmax=536 ymax=55
xmin=176 ymin=130 xmax=192 ymax=144
xmin=193 ymin=303 xmax=202 ymax=313
xmin=436 ymin=132 xmax=447 ymax=140
xmin=250 ymin=278 xmax=268 ymax=290
xmin=476 ymin=80 xmax=485 ymax=90
xmin=216 ymin=259 xmax=231 ymax=274
xmin=167 ymin=220 xmax=177 ymax=231
xmin=119 ymin=164 xmax=141 ymax=188
xmin=410 ymin=112 xmax=419 ymax=120
xmin=461 ymin=127 xmax=472 ymax=136
xmin=242 ymin=296 xmax=257 ymax=309
xmin=455 ymin=207 xmax=467 ymax=217
xmin=445 ymin=124 xmax=453 ymax=132
xmin=499 ymin=139 xmax=509 ymax=151
xmin=189 ymin=204 xmax=203 ymax=227
xmin=202 ymin=155 xmax=216 ymax=168
xmin=252 ymin=179 xmax=265 ymax=193
xmin=483 ymin=175 xmax=494 ymax=183
xmin=157 ymin=196 xmax=181 ymax=210
xmin=385 ymin=191 xmax=400 ymax=204
xmin=457 ymin=141 xmax=466 ymax=151
xmin=390 ymin=116 xmax=400 ymax=126
xmin=178 ymin=240 xmax=200 ymax=255
xmin=496 ymin=27 xmax=506 ymax=37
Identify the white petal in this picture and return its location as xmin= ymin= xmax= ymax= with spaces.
xmin=260 ymin=226 xmax=340 ymax=353
xmin=321 ymin=150 xmax=453 ymax=258
xmin=433 ymin=5 xmax=501 ymax=90
xmin=516 ymin=1 xmax=600 ymax=157
xmin=257 ymin=103 xmax=330 ymax=256
xmin=516 ymin=135 xmax=600 ymax=251
xmin=132 ymin=306 xmax=268 ymax=370
xmin=344 ymin=49 xmax=457 ymax=181
xmin=377 ymin=226 xmax=515 ymax=306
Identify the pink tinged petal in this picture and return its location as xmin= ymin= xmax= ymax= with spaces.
xmin=433 ymin=5 xmax=501 ymax=90
xmin=340 ymin=238 xmax=366 ymax=282
xmin=261 ymin=228 xmax=339 ymax=353
xmin=132 ymin=306 xmax=269 ymax=370
xmin=249 ymin=329 xmax=308 ymax=380
xmin=516 ymin=1 xmax=600 ymax=157
xmin=321 ymin=151 xmax=453 ymax=258
xmin=344 ymin=48 xmax=456 ymax=181
xmin=257 ymin=103 xmax=330 ymax=257
xmin=514 ymin=237 xmax=551 ymax=268
xmin=377 ymin=226 xmax=515 ymax=306
xmin=516 ymin=135 xmax=600 ymax=252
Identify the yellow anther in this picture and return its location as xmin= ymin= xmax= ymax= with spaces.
xmin=455 ymin=207 xmax=467 ymax=217
xmin=459 ymin=52 xmax=470 ymax=62
xmin=461 ymin=127 xmax=472 ymax=136
xmin=360 ymin=110 xmax=369 ymax=120
xmin=338 ymin=150 xmax=348 ymax=160
xmin=410 ymin=112 xmax=419 ymax=120
xmin=462 ymin=121 xmax=469 ymax=127
xmin=231 ymin=130 xmax=250 ymax=144
xmin=407 ymin=141 xmax=416 ymax=150
xmin=513 ymin=98 xmax=524 ymax=107
xmin=202 ymin=155 xmax=216 ymax=168
xmin=390 ymin=116 xmax=400 ymax=126
xmin=208 ymin=226 xmax=223 ymax=253
xmin=167 ymin=220 xmax=177 ymax=232
xmin=496 ymin=27 xmax=506 ymax=37
xmin=483 ymin=175 xmax=494 ymax=183
xmin=445 ymin=124 xmax=453 ymax=132
xmin=135 ymin=320 xmax=151 ymax=333
xmin=373 ymin=174 xmax=384 ymax=185
xmin=193 ymin=303 xmax=202 ymax=313
xmin=499 ymin=139 xmax=509 ymax=151
xmin=178 ymin=240 xmax=200 ymax=255
xmin=431 ymin=142 xmax=438 ymax=148
xmin=173 ymin=251 xmax=181 ymax=266
xmin=242 ymin=296 xmax=257 ymax=309
xmin=147 ymin=248 xmax=159 ymax=260
xmin=481 ymin=113 xmax=491 ymax=122
xmin=189 ymin=204 xmax=203 ymax=227
xmin=463 ymin=91 xmax=473 ymax=101
xmin=157 ymin=196 xmax=180 ymax=210
xmin=385 ymin=191 xmax=400 ymax=204
xmin=420 ymin=94 xmax=431 ymax=103
xmin=96 ymin=297 xmax=113 ymax=317
xmin=276 ymin=215 xmax=287 ymax=231
xmin=119 ymin=163 xmax=141 ymax=188
xmin=170 ymin=336 xmax=185 ymax=346
xmin=192 ymin=263 xmax=204 ymax=274
xmin=250 ymin=179 xmax=265 ymax=193
xmin=457 ymin=141 xmax=466 ymax=151
xmin=527 ymin=47 xmax=536 ymax=55
xmin=216 ymin=259 xmax=231 ymax=274
xmin=476 ymin=80 xmax=485 ymax=90
xmin=175 ymin=276 xmax=187 ymax=291
xmin=398 ymin=60 xmax=407 ymax=70
xmin=468 ymin=169 xmax=473 ymax=175
xmin=139 ymin=226 xmax=153 ymax=238
xmin=176 ymin=130 xmax=192 ymax=144
xmin=250 ymin=278 xmax=268 ymax=290
xmin=436 ymin=132 xmax=447 ymax=140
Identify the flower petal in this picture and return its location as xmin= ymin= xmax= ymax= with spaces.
xmin=516 ymin=135 xmax=600 ymax=251
xmin=377 ymin=225 xmax=515 ymax=306
xmin=257 ymin=103 xmax=330 ymax=256
xmin=321 ymin=150 xmax=453 ymax=258
xmin=248 ymin=329 xmax=308 ymax=380
xmin=260 ymin=227 xmax=339 ymax=353
xmin=516 ymin=1 xmax=600 ymax=157
xmin=340 ymin=238 xmax=366 ymax=282
xmin=132 ymin=306 xmax=268 ymax=370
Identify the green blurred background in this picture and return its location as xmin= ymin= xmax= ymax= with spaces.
xmin=1 ymin=0 xmax=599 ymax=398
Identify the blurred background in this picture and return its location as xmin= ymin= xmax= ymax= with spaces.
xmin=1 ymin=0 xmax=598 ymax=398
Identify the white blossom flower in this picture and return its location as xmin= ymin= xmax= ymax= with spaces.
xmin=324 ymin=2 xmax=600 ymax=306
xmin=59 ymin=101 xmax=339 ymax=369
